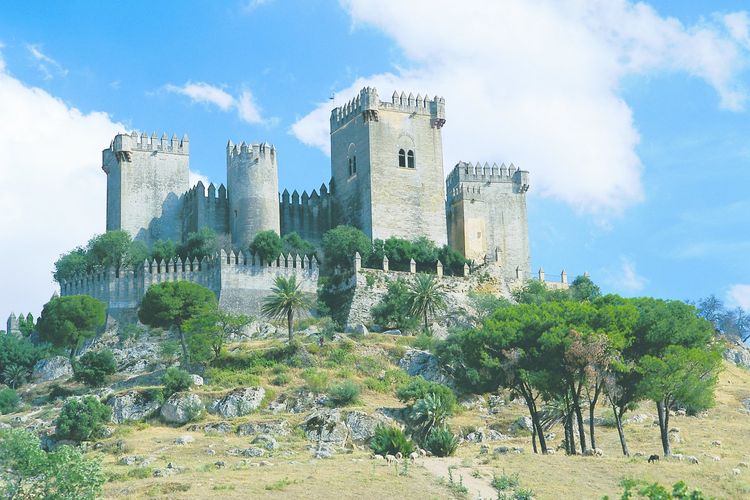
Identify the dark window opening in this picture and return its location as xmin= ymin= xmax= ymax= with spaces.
xmin=352 ymin=156 xmax=357 ymax=174
xmin=398 ymin=149 xmax=406 ymax=168
xmin=407 ymin=150 xmax=415 ymax=168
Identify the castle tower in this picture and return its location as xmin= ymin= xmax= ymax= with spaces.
xmin=227 ymin=141 xmax=280 ymax=250
xmin=445 ymin=161 xmax=531 ymax=279
xmin=329 ymin=87 xmax=448 ymax=244
xmin=102 ymin=132 xmax=190 ymax=245
xmin=6 ymin=313 xmax=20 ymax=336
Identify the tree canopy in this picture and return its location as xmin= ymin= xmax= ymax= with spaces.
xmin=37 ymin=295 xmax=106 ymax=357
xmin=321 ymin=225 xmax=371 ymax=271
xmin=249 ymin=230 xmax=283 ymax=264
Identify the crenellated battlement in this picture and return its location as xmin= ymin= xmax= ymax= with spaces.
xmin=186 ymin=181 xmax=228 ymax=201
xmin=330 ymin=87 xmax=446 ymax=129
xmin=279 ymin=181 xmax=334 ymax=243
xmin=109 ymin=131 xmax=189 ymax=156
xmin=226 ymin=140 xmax=276 ymax=163
xmin=446 ymin=161 xmax=530 ymax=202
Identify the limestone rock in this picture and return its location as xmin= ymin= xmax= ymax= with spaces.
xmin=109 ymin=340 xmax=162 ymax=374
xmin=191 ymin=374 xmax=204 ymax=386
xmin=509 ymin=416 xmax=533 ymax=434
xmin=465 ymin=428 xmax=508 ymax=443
xmin=32 ymin=356 xmax=73 ymax=382
xmin=174 ymin=435 xmax=194 ymax=445
xmin=107 ymin=391 xmax=161 ymax=424
xmin=237 ymin=420 xmax=290 ymax=436
xmin=398 ymin=349 xmax=453 ymax=386
xmin=344 ymin=410 xmax=392 ymax=444
xmin=186 ymin=421 xmax=233 ymax=434
xmin=208 ymin=387 xmax=265 ymax=418
xmin=346 ymin=323 xmax=368 ymax=336
xmin=301 ymin=409 xmax=348 ymax=444
xmin=160 ymin=392 xmax=204 ymax=424
xmin=252 ymin=434 xmax=279 ymax=451
xmin=722 ymin=340 xmax=750 ymax=369
xmin=269 ymin=390 xmax=326 ymax=414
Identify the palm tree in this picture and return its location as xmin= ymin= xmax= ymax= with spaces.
xmin=3 ymin=364 xmax=28 ymax=389
xmin=407 ymin=274 xmax=447 ymax=332
xmin=262 ymin=275 xmax=312 ymax=341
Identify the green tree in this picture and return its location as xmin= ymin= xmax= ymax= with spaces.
xmin=87 ymin=230 xmax=140 ymax=269
xmin=639 ymin=346 xmax=721 ymax=456
xmin=73 ymin=350 xmax=117 ymax=387
xmin=138 ymin=281 xmax=218 ymax=368
xmin=0 ymin=388 xmax=20 ymax=414
xmin=282 ymin=232 xmax=317 ymax=259
xmin=54 ymin=396 xmax=112 ymax=442
xmin=0 ymin=335 xmax=48 ymax=383
xmin=0 ymin=428 xmax=105 ymax=499
xmin=321 ymin=225 xmax=372 ymax=271
xmin=372 ymin=278 xmax=420 ymax=332
xmin=569 ymin=274 xmax=601 ymax=302
xmin=261 ymin=275 xmax=312 ymax=341
xmin=151 ymin=239 xmax=178 ymax=263
xmin=407 ymin=274 xmax=447 ymax=331
xmin=17 ymin=313 xmax=35 ymax=337
xmin=37 ymin=295 xmax=106 ymax=357
xmin=184 ymin=310 xmax=252 ymax=364
xmin=2 ymin=364 xmax=28 ymax=389
xmin=53 ymin=247 xmax=90 ymax=283
xmin=249 ymin=229 xmax=283 ymax=264
xmin=177 ymin=227 xmax=219 ymax=261
xmin=162 ymin=367 xmax=193 ymax=397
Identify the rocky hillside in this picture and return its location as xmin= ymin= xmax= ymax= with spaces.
xmin=2 ymin=322 xmax=750 ymax=499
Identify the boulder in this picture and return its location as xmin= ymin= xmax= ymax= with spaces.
xmin=382 ymin=329 xmax=402 ymax=336
xmin=186 ymin=421 xmax=233 ymax=434
xmin=107 ymin=391 xmax=161 ymax=424
xmin=722 ymin=340 xmax=750 ymax=369
xmin=346 ymin=323 xmax=368 ymax=336
xmin=237 ymin=420 xmax=289 ymax=436
xmin=269 ymin=390 xmax=326 ymax=414
xmin=252 ymin=434 xmax=279 ymax=451
xmin=301 ymin=409 xmax=348 ymax=444
xmin=174 ymin=435 xmax=194 ymax=445
xmin=160 ymin=392 xmax=204 ymax=424
xmin=398 ymin=349 xmax=453 ymax=386
xmin=32 ymin=356 xmax=73 ymax=382
xmin=344 ymin=411 xmax=392 ymax=444
xmin=208 ymin=387 xmax=265 ymax=418
xmin=509 ymin=416 xmax=533 ymax=434
xmin=191 ymin=374 xmax=204 ymax=386
xmin=465 ymin=428 xmax=508 ymax=443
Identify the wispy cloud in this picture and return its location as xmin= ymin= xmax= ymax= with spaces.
xmin=724 ymin=12 xmax=750 ymax=50
xmin=163 ymin=81 xmax=268 ymax=125
xmin=727 ymin=284 xmax=750 ymax=310
xmin=27 ymin=44 xmax=67 ymax=79
xmin=603 ymin=256 xmax=648 ymax=293
xmin=241 ymin=0 xmax=274 ymax=13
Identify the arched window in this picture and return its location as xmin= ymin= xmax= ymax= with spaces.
xmin=407 ymin=150 xmax=415 ymax=168
xmin=352 ymin=156 xmax=356 ymax=174
xmin=398 ymin=149 xmax=406 ymax=168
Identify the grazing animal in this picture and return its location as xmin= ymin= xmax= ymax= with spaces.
xmin=372 ymin=454 xmax=384 ymax=461
xmin=712 ymin=440 xmax=722 ymax=447
xmin=688 ymin=456 xmax=699 ymax=465
xmin=732 ymin=468 xmax=741 ymax=476
xmin=593 ymin=448 xmax=603 ymax=457
xmin=418 ymin=448 xmax=427 ymax=457
xmin=409 ymin=452 xmax=419 ymax=462
xmin=385 ymin=454 xmax=397 ymax=465
xmin=648 ymin=454 xmax=660 ymax=463
xmin=395 ymin=452 xmax=403 ymax=460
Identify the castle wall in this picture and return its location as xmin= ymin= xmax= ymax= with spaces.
xmin=279 ymin=183 xmax=334 ymax=243
xmin=227 ymin=142 xmax=281 ymax=251
xmin=103 ymin=132 xmax=190 ymax=245
xmin=329 ymin=88 xmax=447 ymax=245
xmin=60 ymin=251 xmax=319 ymax=318
xmin=182 ymin=182 xmax=230 ymax=237
xmin=446 ymin=162 xmax=531 ymax=280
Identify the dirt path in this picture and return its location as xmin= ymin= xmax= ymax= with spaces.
xmin=417 ymin=457 xmax=497 ymax=500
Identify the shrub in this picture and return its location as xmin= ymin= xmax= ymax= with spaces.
xmin=249 ymin=230 xmax=283 ymax=264
xmin=327 ymin=381 xmax=360 ymax=406
xmin=409 ymin=392 xmax=454 ymax=439
xmin=301 ymin=368 xmax=329 ymax=393
xmin=423 ymin=426 xmax=458 ymax=457
xmin=355 ymin=356 xmax=387 ymax=377
xmin=396 ymin=376 xmax=457 ymax=410
xmin=370 ymin=425 xmax=415 ymax=457
xmin=162 ymin=367 xmax=194 ymax=397
xmin=0 ymin=429 xmax=105 ymax=498
xmin=0 ymin=332 xmax=49 ymax=379
xmin=321 ymin=225 xmax=372 ymax=271
xmin=491 ymin=471 xmax=520 ymax=492
xmin=271 ymin=373 xmax=291 ymax=386
xmin=55 ymin=396 xmax=112 ymax=441
xmin=74 ymin=350 xmax=117 ymax=386
xmin=204 ymin=367 xmax=261 ymax=389
xmin=372 ymin=278 xmax=420 ymax=332
xmin=0 ymin=388 xmax=20 ymax=414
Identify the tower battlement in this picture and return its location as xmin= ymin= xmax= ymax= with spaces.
xmin=109 ymin=131 xmax=189 ymax=157
xmin=446 ymin=161 xmax=530 ymax=197
xmin=226 ymin=141 xmax=276 ymax=162
xmin=330 ymin=87 xmax=446 ymax=130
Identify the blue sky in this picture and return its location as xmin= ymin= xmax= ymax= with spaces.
xmin=1 ymin=0 xmax=749 ymax=320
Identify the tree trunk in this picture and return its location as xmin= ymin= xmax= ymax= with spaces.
xmin=423 ymin=311 xmax=428 ymax=332
xmin=177 ymin=327 xmax=190 ymax=370
xmin=287 ymin=309 xmax=294 ymax=342
xmin=656 ymin=400 xmax=672 ymax=456
xmin=531 ymin=422 xmax=538 ymax=454
xmin=565 ymin=412 xmax=576 ymax=455
xmin=520 ymin=384 xmax=547 ymax=453
xmin=572 ymin=397 xmax=588 ymax=454
xmin=589 ymin=384 xmax=601 ymax=450
xmin=613 ymin=404 xmax=629 ymax=457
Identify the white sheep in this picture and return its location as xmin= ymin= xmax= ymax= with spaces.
xmin=385 ymin=454 xmax=397 ymax=465
xmin=409 ymin=452 xmax=419 ymax=462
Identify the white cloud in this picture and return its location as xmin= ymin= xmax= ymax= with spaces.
xmin=164 ymin=82 xmax=266 ymax=125
xmin=724 ymin=12 xmax=750 ymax=50
xmin=27 ymin=44 xmax=68 ymax=79
xmin=291 ymin=0 xmax=750 ymax=214
xmin=604 ymin=256 xmax=648 ymax=293
xmin=242 ymin=0 xmax=273 ymax=13
xmin=0 ymin=49 xmax=124 ymax=320
xmin=727 ymin=284 xmax=750 ymax=310
xmin=189 ymin=169 xmax=210 ymax=188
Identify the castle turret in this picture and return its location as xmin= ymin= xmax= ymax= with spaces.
xmin=445 ymin=161 xmax=531 ymax=279
xmin=227 ymin=141 xmax=280 ymax=250
xmin=6 ymin=313 xmax=20 ymax=336
xmin=329 ymin=87 xmax=447 ymax=244
xmin=102 ymin=131 xmax=190 ymax=244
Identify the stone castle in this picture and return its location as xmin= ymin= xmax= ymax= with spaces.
xmin=52 ymin=87 xmax=543 ymax=318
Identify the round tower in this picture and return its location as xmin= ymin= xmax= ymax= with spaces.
xmin=226 ymin=141 xmax=281 ymax=251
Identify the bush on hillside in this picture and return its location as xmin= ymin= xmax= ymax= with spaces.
xmin=372 ymin=278 xmax=420 ymax=332
xmin=396 ymin=376 xmax=457 ymax=410
xmin=370 ymin=425 xmax=415 ymax=457
xmin=0 ymin=388 xmax=20 ymax=414
xmin=162 ymin=367 xmax=193 ymax=397
xmin=73 ymin=350 xmax=117 ymax=387
xmin=55 ymin=396 xmax=112 ymax=441
xmin=423 ymin=426 xmax=458 ymax=457
xmin=327 ymin=380 xmax=360 ymax=406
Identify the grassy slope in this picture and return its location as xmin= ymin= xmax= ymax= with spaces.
xmin=9 ymin=334 xmax=748 ymax=499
